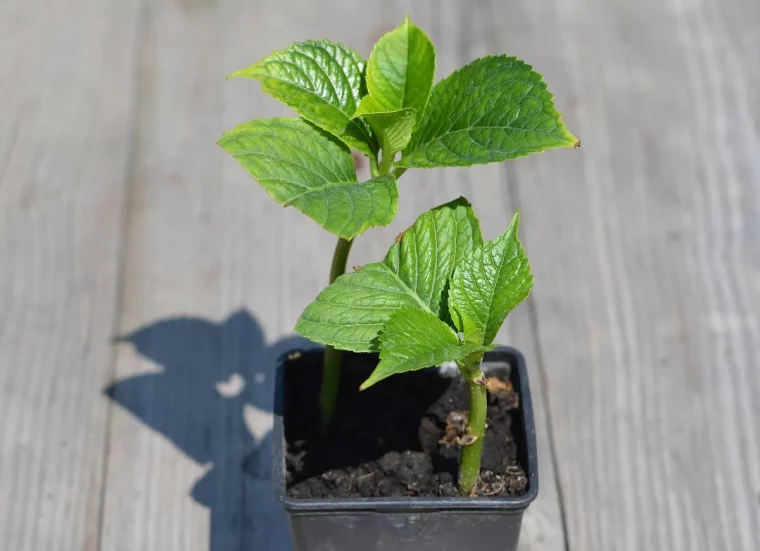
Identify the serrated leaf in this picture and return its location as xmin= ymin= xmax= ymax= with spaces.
xmin=230 ymin=40 xmax=378 ymax=156
xmin=360 ymin=308 xmax=493 ymax=390
xmin=296 ymin=197 xmax=482 ymax=351
xmin=352 ymin=99 xmax=417 ymax=156
xmin=362 ymin=16 xmax=435 ymax=119
xmin=383 ymin=197 xmax=482 ymax=317
xmin=218 ymin=118 xmax=397 ymax=239
xmin=401 ymin=56 xmax=578 ymax=168
xmin=448 ymin=212 xmax=534 ymax=346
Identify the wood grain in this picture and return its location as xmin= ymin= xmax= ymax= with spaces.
xmin=6 ymin=0 xmax=759 ymax=549
xmin=495 ymin=0 xmax=760 ymax=549
xmin=0 ymin=1 xmax=142 ymax=550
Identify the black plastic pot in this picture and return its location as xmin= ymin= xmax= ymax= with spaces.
xmin=272 ymin=347 xmax=538 ymax=551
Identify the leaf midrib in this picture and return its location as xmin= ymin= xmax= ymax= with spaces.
xmin=380 ymin=263 xmax=436 ymax=316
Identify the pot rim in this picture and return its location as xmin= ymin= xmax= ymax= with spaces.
xmin=272 ymin=346 xmax=539 ymax=514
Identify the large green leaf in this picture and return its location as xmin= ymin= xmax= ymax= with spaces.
xmin=218 ymin=118 xmax=397 ymax=239
xmin=401 ymin=56 xmax=579 ymax=168
xmin=230 ymin=40 xmax=377 ymax=156
xmin=361 ymin=16 xmax=435 ymax=119
xmin=448 ymin=212 xmax=533 ymax=346
xmin=360 ymin=308 xmax=493 ymax=390
xmin=296 ymin=197 xmax=482 ymax=351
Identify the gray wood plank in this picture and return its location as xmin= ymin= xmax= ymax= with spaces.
xmin=498 ymin=0 xmax=760 ymax=549
xmin=0 ymin=1 xmax=142 ymax=550
xmin=99 ymin=1 xmax=566 ymax=550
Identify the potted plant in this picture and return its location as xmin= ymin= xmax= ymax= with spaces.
xmin=219 ymin=16 xmax=577 ymax=551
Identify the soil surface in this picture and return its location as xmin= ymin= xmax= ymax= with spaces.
xmin=283 ymin=352 xmax=528 ymax=498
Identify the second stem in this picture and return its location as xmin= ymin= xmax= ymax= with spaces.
xmin=318 ymin=236 xmax=354 ymax=427
xmin=318 ymin=145 xmax=393 ymax=427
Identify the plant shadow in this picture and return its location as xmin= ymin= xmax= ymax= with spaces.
xmin=104 ymin=308 xmax=314 ymax=551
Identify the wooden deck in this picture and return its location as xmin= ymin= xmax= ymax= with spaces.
xmin=2 ymin=0 xmax=759 ymax=549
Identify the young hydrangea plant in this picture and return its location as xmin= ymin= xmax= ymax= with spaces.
xmin=218 ymin=17 xmax=577 ymax=429
xmin=296 ymin=198 xmax=532 ymax=493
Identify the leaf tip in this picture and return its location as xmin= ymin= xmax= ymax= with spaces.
xmin=559 ymin=127 xmax=581 ymax=149
xmin=359 ymin=375 xmax=379 ymax=391
xmin=510 ymin=210 xmax=522 ymax=230
xmin=226 ymin=67 xmax=251 ymax=80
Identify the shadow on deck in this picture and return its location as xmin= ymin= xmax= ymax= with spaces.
xmin=104 ymin=309 xmax=311 ymax=551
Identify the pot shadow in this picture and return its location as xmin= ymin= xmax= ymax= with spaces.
xmin=104 ymin=308 xmax=314 ymax=551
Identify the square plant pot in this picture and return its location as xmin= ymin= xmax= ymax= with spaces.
xmin=272 ymin=347 xmax=538 ymax=551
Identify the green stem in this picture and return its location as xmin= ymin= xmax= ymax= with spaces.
xmin=319 ymin=146 xmax=396 ymax=427
xmin=378 ymin=143 xmax=394 ymax=175
xmin=319 ymin=237 xmax=354 ymax=427
xmin=457 ymin=355 xmax=487 ymax=494
xmin=370 ymin=155 xmax=380 ymax=178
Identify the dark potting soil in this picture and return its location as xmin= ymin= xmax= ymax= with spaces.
xmin=283 ymin=352 xmax=528 ymax=499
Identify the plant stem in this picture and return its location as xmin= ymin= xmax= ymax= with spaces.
xmin=457 ymin=355 xmax=487 ymax=494
xmin=378 ymin=143 xmax=394 ymax=175
xmin=319 ymin=145 xmax=396 ymax=427
xmin=392 ymin=166 xmax=407 ymax=179
xmin=319 ymin=237 xmax=354 ymax=427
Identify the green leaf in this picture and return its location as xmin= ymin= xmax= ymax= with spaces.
xmin=360 ymin=308 xmax=493 ymax=390
xmin=230 ymin=40 xmax=378 ymax=156
xmin=362 ymin=16 xmax=435 ymax=118
xmin=353 ymin=99 xmax=417 ymax=157
xmin=448 ymin=212 xmax=534 ymax=346
xmin=296 ymin=197 xmax=482 ymax=351
xmin=383 ymin=197 xmax=482 ymax=317
xmin=218 ymin=118 xmax=397 ymax=239
xmin=401 ymin=56 xmax=579 ymax=168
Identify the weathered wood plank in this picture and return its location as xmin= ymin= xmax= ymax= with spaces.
xmin=499 ymin=0 xmax=760 ymax=549
xmin=0 ymin=1 xmax=142 ymax=550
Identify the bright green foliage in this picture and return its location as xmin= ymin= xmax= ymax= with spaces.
xmin=295 ymin=262 xmax=430 ymax=352
xmin=218 ymin=118 xmax=397 ymax=239
xmin=297 ymin=199 xmax=533 ymax=386
xmin=295 ymin=198 xmax=482 ymax=352
xmin=352 ymin=17 xmax=435 ymax=158
xmin=360 ymin=16 xmax=435 ymax=122
xmin=221 ymin=19 xmax=574 ymax=444
xmin=359 ymin=308 xmax=493 ymax=390
xmin=448 ymin=212 xmax=533 ymax=346
xmin=353 ymin=104 xmax=417 ymax=156
xmin=230 ymin=40 xmax=377 ymax=156
xmin=401 ymin=56 xmax=578 ymax=168
xmin=383 ymin=197 xmax=482 ymax=316
xmin=221 ymin=19 xmax=577 ymax=244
